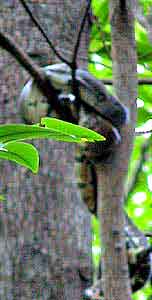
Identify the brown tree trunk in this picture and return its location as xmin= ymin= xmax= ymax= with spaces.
xmin=0 ymin=1 xmax=92 ymax=299
xmin=97 ymin=1 xmax=137 ymax=300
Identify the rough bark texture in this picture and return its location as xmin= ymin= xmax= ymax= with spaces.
xmin=0 ymin=1 xmax=92 ymax=299
xmin=97 ymin=1 xmax=137 ymax=300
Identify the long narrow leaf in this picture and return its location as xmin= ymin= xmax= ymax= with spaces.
xmin=41 ymin=117 xmax=105 ymax=142
xmin=0 ymin=141 xmax=39 ymax=173
xmin=0 ymin=121 xmax=105 ymax=144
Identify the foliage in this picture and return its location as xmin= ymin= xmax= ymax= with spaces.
xmin=91 ymin=1 xmax=152 ymax=299
xmin=139 ymin=0 xmax=152 ymax=13
xmin=0 ymin=118 xmax=104 ymax=173
xmin=0 ymin=141 xmax=39 ymax=173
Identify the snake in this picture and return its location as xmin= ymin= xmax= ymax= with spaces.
xmin=19 ymin=63 xmax=152 ymax=296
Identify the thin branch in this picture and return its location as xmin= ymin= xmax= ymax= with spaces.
xmin=101 ymin=78 xmax=152 ymax=85
xmin=137 ymin=78 xmax=152 ymax=84
xmin=27 ymin=49 xmax=112 ymax=69
xmin=99 ymin=78 xmax=152 ymax=85
xmin=83 ymin=77 xmax=152 ymax=85
xmin=0 ymin=31 xmax=66 ymax=118
xmin=71 ymin=0 xmax=92 ymax=113
xmin=135 ymin=129 xmax=152 ymax=135
xmin=144 ymin=232 xmax=152 ymax=238
xmin=119 ymin=0 xmax=127 ymax=13
xmin=54 ymin=47 xmax=112 ymax=69
xmin=0 ymin=31 xmax=43 ymax=81
xmin=89 ymin=61 xmax=111 ymax=69
xmin=143 ymin=64 xmax=152 ymax=72
xmin=0 ymin=31 xmax=114 ymax=123
xmin=72 ymin=0 xmax=91 ymax=65
xmin=19 ymin=0 xmax=70 ymax=66
xmin=23 ymin=49 xmax=152 ymax=85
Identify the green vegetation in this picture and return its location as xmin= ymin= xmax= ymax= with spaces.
xmin=0 ymin=118 xmax=104 ymax=173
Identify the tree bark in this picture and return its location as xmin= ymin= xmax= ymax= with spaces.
xmin=0 ymin=1 xmax=92 ymax=299
xmin=97 ymin=1 xmax=137 ymax=300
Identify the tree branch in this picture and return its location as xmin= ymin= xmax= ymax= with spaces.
xmin=0 ymin=30 xmax=117 ymax=124
xmin=135 ymin=129 xmax=152 ymax=135
xmin=96 ymin=1 xmax=137 ymax=300
xmin=71 ymin=0 xmax=92 ymax=114
xmin=88 ymin=77 xmax=152 ymax=85
xmin=72 ymin=0 xmax=91 ymax=65
xmin=0 ymin=30 xmax=65 ymax=118
xmin=92 ymin=77 xmax=152 ymax=85
xmin=19 ymin=0 xmax=70 ymax=66
xmin=144 ymin=232 xmax=152 ymax=238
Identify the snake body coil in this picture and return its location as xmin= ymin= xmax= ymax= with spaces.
xmin=19 ymin=64 xmax=151 ymax=297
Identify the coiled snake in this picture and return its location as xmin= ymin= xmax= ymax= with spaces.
xmin=19 ymin=63 xmax=152 ymax=297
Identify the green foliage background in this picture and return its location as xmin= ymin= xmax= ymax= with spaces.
xmin=90 ymin=1 xmax=152 ymax=299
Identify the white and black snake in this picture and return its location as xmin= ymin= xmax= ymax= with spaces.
xmin=19 ymin=63 xmax=128 ymax=213
xmin=19 ymin=63 xmax=152 ymax=297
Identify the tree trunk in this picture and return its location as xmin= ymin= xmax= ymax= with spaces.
xmin=0 ymin=1 xmax=92 ymax=299
xmin=97 ymin=1 xmax=137 ymax=300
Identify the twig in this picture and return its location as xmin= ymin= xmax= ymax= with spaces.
xmin=0 ymin=31 xmax=43 ymax=81
xmin=144 ymin=232 xmax=152 ymax=238
xmin=19 ymin=0 xmax=70 ymax=66
xmin=0 ymin=31 xmax=65 ymax=118
xmin=137 ymin=78 xmax=152 ymax=84
xmin=71 ymin=0 xmax=92 ymax=112
xmin=0 ymin=31 xmax=115 ymax=122
xmin=72 ymin=0 xmax=91 ymax=65
xmin=120 ymin=0 xmax=126 ymax=12
xmin=135 ymin=129 xmax=152 ymax=135
xmin=96 ymin=78 xmax=152 ymax=85
xmin=27 ymin=49 xmax=112 ymax=69
xmin=100 ymin=78 xmax=152 ymax=85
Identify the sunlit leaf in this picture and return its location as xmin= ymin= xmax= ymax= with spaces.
xmin=41 ymin=117 xmax=105 ymax=143
xmin=0 ymin=120 xmax=105 ymax=144
xmin=0 ymin=141 xmax=39 ymax=173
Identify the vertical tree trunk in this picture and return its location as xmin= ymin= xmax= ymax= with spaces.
xmin=0 ymin=1 xmax=92 ymax=299
xmin=97 ymin=1 xmax=137 ymax=300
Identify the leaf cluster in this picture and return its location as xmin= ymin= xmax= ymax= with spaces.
xmin=0 ymin=118 xmax=104 ymax=173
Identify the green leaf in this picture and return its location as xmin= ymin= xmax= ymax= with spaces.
xmin=0 ymin=123 xmax=66 ymax=143
xmin=92 ymin=0 xmax=109 ymax=24
xmin=41 ymin=117 xmax=105 ymax=143
xmin=0 ymin=141 xmax=39 ymax=173
xmin=0 ymin=121 xmax=105 ymax=144
xmin=137 ymin=108 xmax=152 ymax=126
xmin=139 ymin=0 xmax=152 ymax=14
xmin=136 ymin=22 xmax=152 ymax=62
